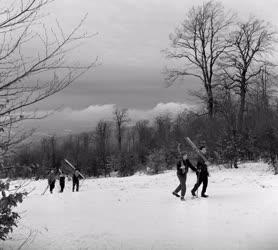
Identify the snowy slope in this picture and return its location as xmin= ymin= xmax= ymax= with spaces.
xmin=2 ymin=162 xmax=278 ymax=250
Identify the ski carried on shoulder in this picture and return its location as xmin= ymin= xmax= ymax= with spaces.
xmin=64 ymin=159 xmax=85 ymax=179
xmin=184 ymin=137 xmax=208 ymax=162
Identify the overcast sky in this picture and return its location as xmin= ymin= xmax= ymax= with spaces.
xmin=27 ymin=0 xmax=278 ymax=134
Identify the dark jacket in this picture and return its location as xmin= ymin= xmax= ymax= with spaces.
xmin=177 ymin=159 xmax=197 ymax=176
xmin=196 ymin=156 xmax=209 ymax=176
xmin=48 ymin=172 xmax=56 ymax=185
xmin=72 ymin=172 xmax=82 ymax=183
xmin=59 ymin=170 xmax=65 ymax=181
xmin=59 ymin=174 xmax=65 ymax=182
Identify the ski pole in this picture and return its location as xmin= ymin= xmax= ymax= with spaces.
xmin=196 ymin=171 xmax=199 ymax=197
xmin=41 ymin=184 xmax=49 ymax=195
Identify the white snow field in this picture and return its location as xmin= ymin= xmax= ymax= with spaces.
xmin=2 ymin=162 xmax=278 ymax=250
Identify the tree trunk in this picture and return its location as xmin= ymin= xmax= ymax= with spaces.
xmin=232 ymin=129 xmax=239 ymax=168
xmin=207 ymin=87 xmax=214 ymax=119
xmin=238 ymin=88 xmax=246 ymax=133
xmin=118 ymin=133 xmax=122 ymax=152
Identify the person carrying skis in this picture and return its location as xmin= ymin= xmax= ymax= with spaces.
xmin=48 ymin=169 xmax=56 ymax=194
xmin=59 ymin=169 xmax=66 ymax=193
xmin=72 ymin=169 xmax=83 ymax=192
xmin=191 ymin=146 xmax=209 ymax=198
xmin=172 ymin=153 xmax=198 ymax=201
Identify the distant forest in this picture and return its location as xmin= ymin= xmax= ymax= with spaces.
xmin=8 ymin=94 xmax=278 ymax=178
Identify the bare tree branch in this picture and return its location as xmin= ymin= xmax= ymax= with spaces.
xmin=163 ymin=1 xmax=235 ymax=118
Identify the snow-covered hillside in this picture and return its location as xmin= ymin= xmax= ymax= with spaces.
xmin=2 ymin=162 xmax=278 ymax=250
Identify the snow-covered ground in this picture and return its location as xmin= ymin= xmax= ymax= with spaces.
xmin=2 ymin=162 xmax=278 ymax=250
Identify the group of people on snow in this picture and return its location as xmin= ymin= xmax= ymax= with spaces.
xmin=47 ymin=168 xmax=83 ymax=194
xmin=172 ymin=146 xmax=209 ymax=201
xmin=47 ymin=145 xmax=209 ymax=198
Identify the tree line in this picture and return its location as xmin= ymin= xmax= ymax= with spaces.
xmin=9 ymin=90 xmax=278 ymax=179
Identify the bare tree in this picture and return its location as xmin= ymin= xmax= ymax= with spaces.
xmin=164 ymin=1 xmax=234 ymax=118
xmin=113 ymin=107 xmax=130 ymax=153
xmin=134 ymin=120 xmax=152 ymax=164
xmin=220 ymin=18 xmax=276 ymax=132
xmin=172 ymin=111 xmax=188 ymax=142
xmin=154 ymin=114 xmax=172 ymax=149
xmin=0 ymin=0 xmax=97 ymax=155
xmin=126 ymin=126 xmax=136 ymax=153
xmin=94 ymin=120 xmax=111 ymax=177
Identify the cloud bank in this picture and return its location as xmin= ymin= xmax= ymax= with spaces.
xmin=27 ymin=102 xmax=194 ymax=136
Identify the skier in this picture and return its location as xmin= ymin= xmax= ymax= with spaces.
xmin=72 ymin=169 xmax=83 ymax=192
xmin=48 ymin=169 xmax=56 ymax=194
xmin=59 ymin=169 xmax=66 ymax=193
xmin=172 ymin=153 xmax=198 ymax=201
xmin=191 ymin=146 xmax=209 ymax=198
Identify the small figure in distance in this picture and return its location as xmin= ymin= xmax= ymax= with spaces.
xmin=72 ymin=169 xmax=83 ymax=192
xmin=59 ymin=169 xmax=66 ymax=193
xmin=48 ymin=169 xmax=56 ymax=194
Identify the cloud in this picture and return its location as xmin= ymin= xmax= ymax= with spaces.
xmin=128 ymin=102 xmax=193 ymax=121
xmin=62 ymin=104 xmax=115 ymax=122
xmin=28 ymin=102 xmax=194 ymax=135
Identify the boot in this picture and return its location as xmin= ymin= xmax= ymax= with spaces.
xmin=172 ymin=191 xmax=180 ymax=198
xmin=191 ymin=190 xmax=197 ymax=197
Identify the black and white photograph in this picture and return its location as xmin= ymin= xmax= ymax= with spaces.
xmin=1 ymin=0 xmax=278 ymax=249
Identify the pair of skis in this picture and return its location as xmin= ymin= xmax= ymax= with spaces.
xmin=184 ymin=137 xmax=208 ymax=162
xmin=64 ymin=159 xmax=85 ymax=179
